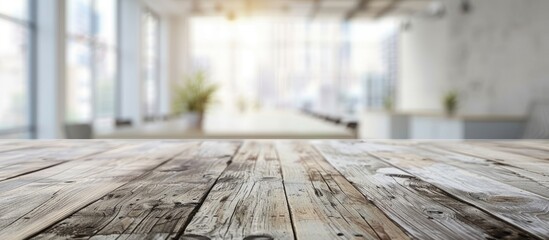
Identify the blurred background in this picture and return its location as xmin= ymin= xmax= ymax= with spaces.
xmin=1 ymin=0 xmax=548 ymax=139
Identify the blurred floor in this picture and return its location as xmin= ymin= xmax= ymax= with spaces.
xmin=96 ymin=110 xmax=354 ymax=139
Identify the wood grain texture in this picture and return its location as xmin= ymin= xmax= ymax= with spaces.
xmin=277 ymin=141 xmax=409 ymax=240
xmin=355 ymin=141 xmax=549 ymax=239
xmin=0 ymin=140 xmax=547 ymax=239
xmin=0 ymin=141 xmax=194 ymax=239
xmin=183 ymin=141 xmax=294 ymax=240
xmin=0 ymin=141 xmax=122 ymax=181
xmin=0 ymin=141 xmax=86 ymax=153
xmin=0 ymin=141 xmax=39 ymax=153
xmin=314 ymin=141 xmax=536 ymax=240
xmin=475 ymin=141 xmax=549 ymax=160
xmin=503 ymin=141 xmax=549 ymax=153
xmin=0 ymin=140 xmax=117 ymax=154
xmin=365 ymin=141 xmax=549 ymax=200
xmin=411 ymin=142 xmax=549 ymax=199
xmin=432 ymin=142 xmax=549 ymax=180
xmin=33 ymin=141 xmax=240 ymax=240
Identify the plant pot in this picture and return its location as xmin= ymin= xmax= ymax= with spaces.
xmin=65 ymin=123 xmax=93 ymax=139
xmin=186 ymin=112 xmax=204 ymax=130
xmin=444 ymin=105 xmax=457 ymax=117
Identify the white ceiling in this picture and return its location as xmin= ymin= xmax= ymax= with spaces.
xmin=144 ymin=0 xmax=436 ymax=20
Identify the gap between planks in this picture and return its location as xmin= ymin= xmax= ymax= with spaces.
xmin=32 ymin=141 xmax=241 ymax=240
xmin=313 ymin=141 xmax=540 ymax=240
xmin=0 ymin=141 xmax=200 ymax=239
xmin=2 ymin=140 xmax=547 ymax=240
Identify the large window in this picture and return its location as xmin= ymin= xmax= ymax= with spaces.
xmin=0 ymin=0 xmax=33 ymax=138
xmin=66 ymin=0 xmax=117 ymax=127
xmin=189 ymin=17 xmax=359 ymax=112
xmin=189 ymin=17 xmax=397 ymax=114
xmin=142 ymin=10 xmax=160 ymax=120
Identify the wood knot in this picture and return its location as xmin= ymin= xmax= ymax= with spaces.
xmin=243 ymin=234 xmax=274 ymax=240
xmin=180 ymin=234 xmax=211 ymax=240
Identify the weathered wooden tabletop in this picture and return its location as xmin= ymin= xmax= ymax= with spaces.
xmin=0 ymin=140 xmax=548 ymax=240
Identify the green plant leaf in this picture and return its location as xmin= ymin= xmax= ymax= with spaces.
xmin=172 ymin=71 xmax=218 ymax=115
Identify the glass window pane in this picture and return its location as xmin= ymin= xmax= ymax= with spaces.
xmin=0 ymin=0 xmax=29 ymax=20
xmin=94 ymin=0 xmax=117 ymax=45
xmin=94 ymin=47 xmax=116 ymax=119
xmin=66 ymin=38 xmax=93 ymax=123
xmin=0 ymin=19 xmax=30 ymax=130
xmin=67 ymin=0 xmax=92 ymax=36
xmin=142 ymin=12 xmax=160 ymax=118
xmin=66 ymin=0 xmax=118 ymax=127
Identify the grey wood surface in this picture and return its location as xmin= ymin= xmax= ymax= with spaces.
xmin=0 ymin=140 xmax=547 ymax=239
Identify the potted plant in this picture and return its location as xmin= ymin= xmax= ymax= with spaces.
xmin=172 ymin=72 xmax=217 ymax=130
xmin=383 ymin=96 xmax=394 ymax=112
xmin=236 ymin=96 xmax=248 ymax=113
xmin=443 ymin=90 xmax=458 ymax=116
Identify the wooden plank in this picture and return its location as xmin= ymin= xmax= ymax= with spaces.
xmin=0 ymin=141 xmax=89 ymax=156
xmin=356 ymin=141 xmax=549 ymax=239
xmin=366 ymin=140 xmax=549 ymax=199
xmin=0 ymin=140 xmax=114 ymax=154
xmin=504 ymin=141 xmax=549 ymax=153
xmin=0 ymin=141 xmax=125 ymax=167
xmin=402 ymin=142 xmax=549 ymax=199
xmin=314 ymin=141 xmax=536 ymax=240
xmin=277 ymin=141 xmax=409 ymax=240
xmin=0 ymin=141 xmax=122 ymax=181
xmin=463 ymin=141 xmax=549 ymax=161
xmin=425 ymin=141 xmax=549 ymax=196
xmin=432 ymin=142 xmax=549 ymax=177
xmin=183 ymin=141 xmax=294 ymax=240
xmin=0 ymin=141 xmax=195 ymax=239
xmin=0 ymin=141 xmax=36 ymax=153
xmin=33 ymin=141 xmax=240 ymax=239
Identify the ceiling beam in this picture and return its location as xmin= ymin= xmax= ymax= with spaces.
xmin=308 ymin=0 xmax=322 ymax=20
xmin=189 ymin=0 xmax=202 ymax=15
xmin=373 ymin=0 xmax=401 ymax=19
xmin=344 ymin=0 xmax=370 ymax=22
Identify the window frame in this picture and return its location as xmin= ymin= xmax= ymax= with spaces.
xmin=65 ymin=0 xmax=119 ymax=125
xmin=0 ymin=0 xmax=37 ymax=138
xmin=141 ymin=8 xmax=161 ymax=121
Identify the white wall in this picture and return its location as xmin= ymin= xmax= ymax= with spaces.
xmin=168 ymin=16 xmax=191 ymax=113
xmin=398 ymin=16 xmax=449 ymax=112
xmin=398 ymin=0 xmax=549 ymax=116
